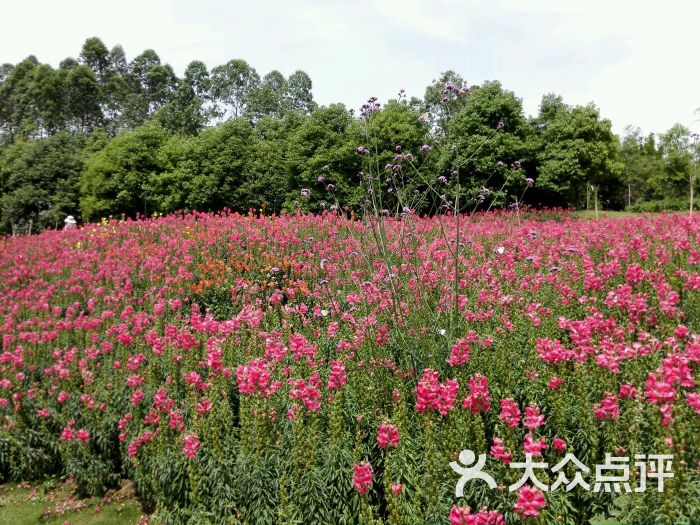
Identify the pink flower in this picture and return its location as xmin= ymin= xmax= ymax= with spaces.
xmin=353 ymin=461 xmax=373 ymax=495
xmin=594 ymin=392 xmax=619 ymax=421
xmin=196 ymin=398 xmax=212 ymax=414
xmin=390 ymin=482 xmax=403 ymax=496
xmin=536 ymin=338 xmax=574 ymax=364
xmin=523 ymin=433 xmax=548 ymax=457
xmin=377 ymin=422 xmax=400 ymax=448
xmin=416 ymin=369 xmax=459 ymax=416
xmin=447 ymin=338 xmax=470 ymax=366
xmin=498 ymin=398 xmax=521 ymax=428
xmin=553 ymin=437 xmax=567 ymax=453
xmin=687 ymin=392 xmax=700 ymax=416
xmin=523 ymin=404 xmax=545 ymax=430
xmin=76 ymin=429 xmax=90 ymax=442
xmin=130 ymin=389 xmax=144 ymax=406
xmin=449 ymin=505 xmax=504 ymax=525
xmin=462 ymin=374 xmax=490 ymax=414
xmin=236 ymin=359 xmax=271 ymax=396
xmin=619 ymin=383 xmax=637 ymax=399
xmin=513 ymin=486 xmax=546 ymax=518
xmin=182 ymin=434 xmax=201 ymax=459
xmin=645 ymin=371 xmax=677 ymax=426
xmin=490 ymin=437 xmax=512 ymax=464
xmin=60 ymin=426 xmax=75 ymax=442
xmin=290 ymin=376 xmax=322 ymax=412
xmin=327 ymin=360 xmax=347 ymax=390
xmin=548 ymin=377 xmax=564 ymax=390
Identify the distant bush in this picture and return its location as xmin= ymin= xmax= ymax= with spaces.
xmin=627 ymin=198 xmax=690 ymax=213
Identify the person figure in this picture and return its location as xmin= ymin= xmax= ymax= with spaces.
xmin=63 ymin=215 xmax=77 ymax=231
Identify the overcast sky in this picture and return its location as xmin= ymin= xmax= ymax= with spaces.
xmin=3 ymin=0 xmax=699 ymax=136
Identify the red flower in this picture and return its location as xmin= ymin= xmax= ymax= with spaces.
xmin=513 ymin=486 xmax=546 ymax=518
xmin=353 ymin=461 xmax=373 ymax=495
xmin=377 ymin=422 xmax=400 ymax=448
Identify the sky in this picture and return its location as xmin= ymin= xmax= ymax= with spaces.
xmin=3 ymin=0 xmax=699 ymax=136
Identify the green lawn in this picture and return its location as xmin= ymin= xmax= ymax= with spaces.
xmin=0 ymin=480 xmax=144 ymax=525
xmin=572 ymin=210 xmax=640 ymax=220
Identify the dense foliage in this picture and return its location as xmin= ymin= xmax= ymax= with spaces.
xmin=1 ymin=39 xmax=698 ymax=234
xmin=1 ymin=209 xmax=700 ymax=524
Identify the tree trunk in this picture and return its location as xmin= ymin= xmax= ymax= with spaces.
xmin=690 ymin=174 xmax=695 ymax=216
xmin=628 ymin=183 xmax=631 ymax=209
xmin=592 ymin=185 xmax=599 ymax=221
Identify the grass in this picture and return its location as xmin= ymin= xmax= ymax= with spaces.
xmin=572 ymin=210 xmax=640 ymax=220
xmin=0 ymin=479 xmax=144 ymax=525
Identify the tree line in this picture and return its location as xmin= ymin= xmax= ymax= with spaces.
xmin=0 ymin=37 xmax=698 ymax=233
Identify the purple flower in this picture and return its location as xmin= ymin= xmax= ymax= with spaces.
xmin=421 ymin=144 xmax=431 ymax=153
xmin=525 ymin=177 xmax=534 ymax=187
xmin=301 ymin=188 xmax=311 ymax=197
xmin=497 ymin=120 xmax=505 ymax=130
xmin=356 ymin=146 xmax=370 ymax=156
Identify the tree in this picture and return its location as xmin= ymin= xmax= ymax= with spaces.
xmin=80 ymin=122 xmax=170 ymax=221
xmin=619 ymin=126 xmax=664 ymax=206
xmin=148 ymin=119 xmax=255 ymax=213
xmin=0 ymin=132 xmax=85 ymax=232
xmin=447 ymin=81 xmax=533 ymax=208
xmin=284 ymin=104 xmax=361 ymax=212
xmin=0 ymin=56 xmax=40 ymax=140
xmin=80 ymin=37 xmax=111 ymax=82
xmin=210 ymin=59 xmax=260 ymax=120
xmin=65 ymin=65 xmax=103 ymax=132
xmin=122 ymin=50 xmax=174 ymax=127
xmin=101 ymin=46 xmax=131 ymax=135
xmin=659 ymin=124 xmax=694 ymax=199
xmin=247 ymin=70 xmax=288 ymax=120
xmin=285 ymin=70 xmax=316 ymax=114
xmin=423 ymin=70 xmax=468 ymax=133
xmin=532 ymin=97 xmax=623 ymax=209
xmin=30 ymin=63 xmax=66 ymax=135
xmin=157 ymin=61 xmax=212 ymax=135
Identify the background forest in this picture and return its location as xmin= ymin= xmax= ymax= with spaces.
xmin=0 ymin=37 xmax=698 ymax=233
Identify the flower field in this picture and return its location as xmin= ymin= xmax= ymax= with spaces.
xmin=1 ymin=210 xmax=699 ymax=524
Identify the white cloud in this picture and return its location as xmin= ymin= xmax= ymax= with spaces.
xmin=2 ymin=0 xmax=698 ymax=135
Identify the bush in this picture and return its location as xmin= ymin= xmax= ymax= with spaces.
xmin=627 ymin=198 xmax=690 ymax=213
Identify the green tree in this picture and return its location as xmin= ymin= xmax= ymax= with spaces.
xmin=285 ymin=70 xmax=317 ymax=114
xmin=79 ymin=37 xmax=111 ymax=82
xmin=122 ymin=50 xmax=176 ymax=128
xmin=532 ymin=96 xmax=623 ymax=209
xmin=65 ymin=65 xmax=103 ymax=132
xmin=30 ymin=63 xmax=66 ymax=135
xmin=423 ymin=70 xmax=468 ymax=133
xmin=447 ymin=81 xmax=532 ymax=208
xmin=0 ymin=132 xmax=86 ymax=232
xmin=210 ymin=59 xmax=260 ymax=119
xmin=284 ymin=104 xmax=361 ymax=212
xmin=157 ymin=61 xmax=212 ymax=135
xmin=619 ymin=126 xmax=664 ymax=205
xmin=0 ymin=56 xmax=41 ymax=140
xmin=659 ymin=124 xmax=694 ymax=199
xmin=148 ymin=119 xmax=255 ymax=213
xmin=247 ymin=70 xmax=288 ymax=120
xmin=80 ymin=122 xmax=170 ymax=220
